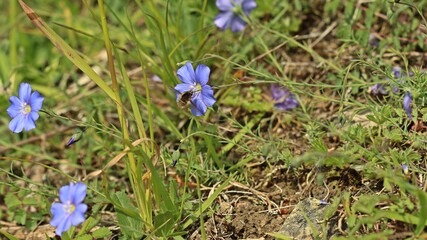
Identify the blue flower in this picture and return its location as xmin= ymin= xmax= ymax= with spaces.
xmin=401 ymin=164 xmax=409 ymax=174
xmin=392 ymin=66 xmax=402 ymax=78
xmin=66 ymin=135 xmax=79 ymax=148
xmin=403 ymin=92 xmax=412 ymax=119
xmin=214 ymin=0 xmax=257 ymax=32
xmin=6 ymin=83 xmax=44 ymax=133
xmin=368 ymin=33 xmax=379 ymax=47
xmin=50 ymin=182 xmax=88 ymax=236
xmin=65 ymin=128 xmax=87 ymax=148
xmin=370 ymin=66 xmax=413 ymax=95
xmin=174 ymin=63 xmax=216 ymax=116
xmin=271 ymin=84 xmax=299 ymax=111
xmin=371 ymin=83 xmax=387 ymax=95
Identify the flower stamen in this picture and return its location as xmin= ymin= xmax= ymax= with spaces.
xmin=21 ymin=104 xmax=32 ymax=115
xmin=64 ymin=202 xmax=76 ymax=214
xmin=194 ymin=83 xmax=202 ymax=93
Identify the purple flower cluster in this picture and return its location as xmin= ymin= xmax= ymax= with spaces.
xmin=371 ymin=66 xmax=408 ymax=95
xmin=271 ymin=84 xmax=299 ymax=111
xmin=370 ymin=66 xmax=419 ymax=119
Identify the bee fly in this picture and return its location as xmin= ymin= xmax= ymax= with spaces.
xmin=175 ymin=82 xmax=204 ymax=109
xmin=176 ymin=90 xmax=195 ymax=108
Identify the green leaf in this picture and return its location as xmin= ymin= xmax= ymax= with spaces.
xmin=153 ymin=211 xmax=179 ymax=237
xmin=5 ymin=194 xmax=20 ymax=209
xmin=92 ymin=227 xmax=112 ymax=239
xmin=0 ymin=230 xmax=20 ymax=240
xmin=111 ymin=191 xmax=145 ymax=238
xmin=22 ymin=198 xmax=38 ymax=205
xmin=266 ymin=232 xmax=292 ymax=240
xmin=14 ymin=209 xmax=26 ymax=225
xmin=77 ymin=217 xmax=98 ymax=236
xmin=415 ymin=190 xmax=427 ymax=235
xmin=74 ymin=234 xmax=92 ymax=240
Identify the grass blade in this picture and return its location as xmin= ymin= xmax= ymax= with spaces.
xmin=18 ymin=0 xmax=117 ymax=102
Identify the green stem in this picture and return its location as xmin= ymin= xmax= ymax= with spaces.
xmin=97 ymin=0 xmax=151 ymax=228
xmin=9 ymin=0 xmax=17 ymax=90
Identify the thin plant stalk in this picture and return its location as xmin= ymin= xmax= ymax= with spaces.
xmin=126 ymin=11 xmax=155 ymax=151
xmin=9 ymin=0 xmax=17 ymax=91
xmin=18 ymin=0 xmax=118 ymax=102
xmin=97 ymin=0 xmax=152 ymax=228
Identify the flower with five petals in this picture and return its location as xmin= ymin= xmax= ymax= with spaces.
xmin=174 ymin=63 xmax=216 ymax=116
xmin=214 ymin=0 xmax=257 ymax=32
xmin=50 ymin=182 xmax=88 ymax=236
xmin=6 ymin=83 xmax=44 ymax=133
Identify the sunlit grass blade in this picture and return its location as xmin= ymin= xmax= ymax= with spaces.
xmin=8 ymin=0 xmax=17 ymax=91
xmin=115 ymin=49 xmax=147 ymax=141
xmin=18 ymin=0 xmax=117 ymax=102
xmin=0 ymin=230 xmax=20 ymax=240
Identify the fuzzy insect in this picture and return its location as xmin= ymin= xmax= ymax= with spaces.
xmin=176 ymin=90 xmax=195 ymax=108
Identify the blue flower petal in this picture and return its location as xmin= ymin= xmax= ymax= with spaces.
xmin=177 ymin=63 xmax=196 ymax=84
xmin=242 ymin=0 xmax=257 ymax=14
xmin=18 ymin=83 xmax=32 ymax=103
xmin=195 ymin=64 xmax=210 ymax=86
xmin=7 ymin=96 xmax=22 ymax=118
xmin=242 ymin=0 xmax=256 ymax=9
xmin=23 ymin=116 xmax=36 ymax=131
xmin=271 ymin=84 xmax=289 ymax=100
xmin=30 ymin=91 xmax=44 ymax=112
xmin=190 ymin=103 xmax=204 ymax=116
xmin=174 ymin=83 xmax=194 ymax=94
xmin=230 ymin=16 xmax=247 ymax=32
xmin=50 ymin=203 xmax=66 ymax=227
xmin=56 ymin=215 xmax=72 ymax=236
xmin=201 ymin=85 xmax=216 ymax=107
xmin=75 ymin=203 xmax=88 ymax=214
xmin=216 ymin=0 xmax=234 ymax=11
xmin=30 ymin=111 xmax=39 ymax=122
xmin=71 ymin=204 xmax=87 ymax=225
xmin=59 ymin=184 xmax=72 ymax=203
xmin=9 ymin=114 xmax=26 ymax=133
xmin=72 ymin=183 xmax=87 ymax=204
xmin=275 ymin=98 xmax=299 ymax=111
xmin=214 ymin=11 xmax=234 ymax=30
xmin=190 ymin=96 xmax=207 ymax=116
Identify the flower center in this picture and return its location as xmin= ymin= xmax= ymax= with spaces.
xmin=232 ymin=3 xmax=243 ymax=14
xmin=194 ymin=83 xmax=202 ymax=93
xmin=64 ymin=202 xmax=76 ymax=214
xmin=20 ymin=103 xmax=32 ymax=115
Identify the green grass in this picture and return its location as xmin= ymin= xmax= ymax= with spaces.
xmin=1 ymin=0 xmax=427 ymax=239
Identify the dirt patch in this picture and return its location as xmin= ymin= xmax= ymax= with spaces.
xmin=188 ymin=165 xmax=364 ymax=239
